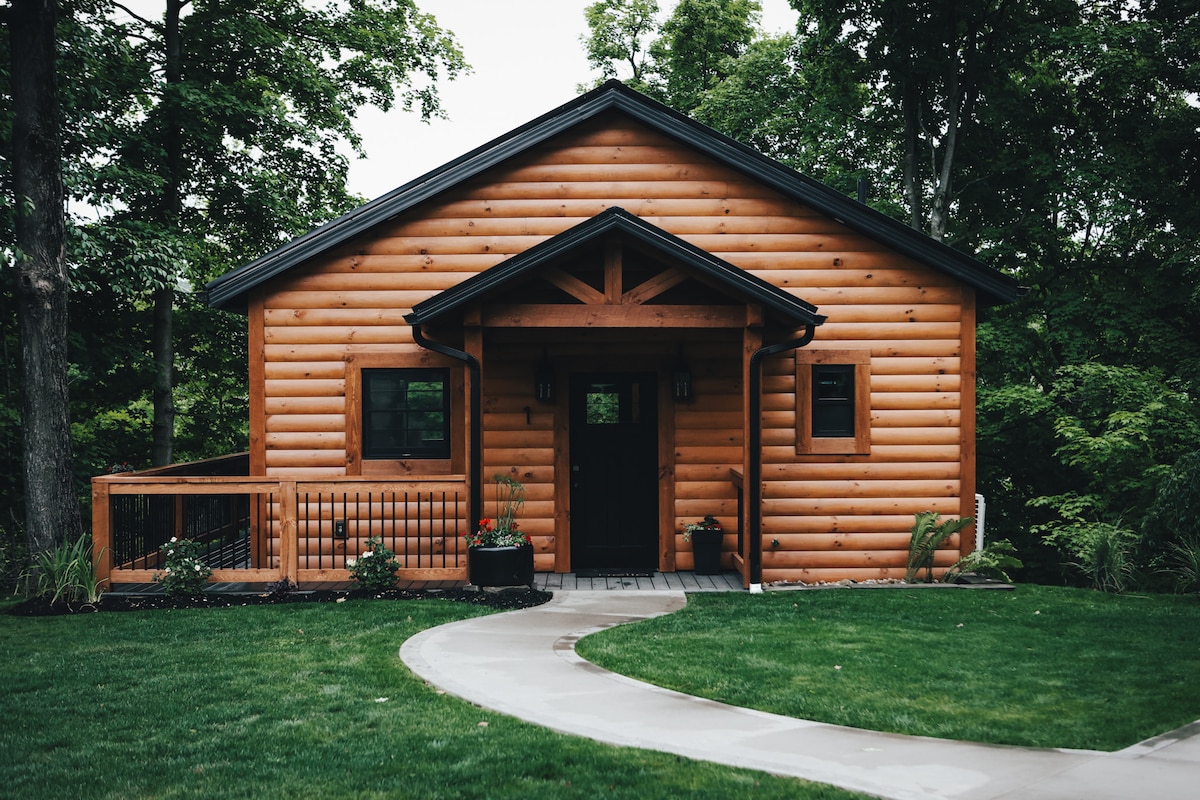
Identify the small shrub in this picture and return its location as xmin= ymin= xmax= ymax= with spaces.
xmin=1162 ymin=538 xmax=1200 ymax=594
xmin=1057 ymin=522 xmax=1139 ymax=593
xmin=906 ymin=512 xmax=974 ymax=582
xmin=155 ymin=537 xmax=213 ymax=597
xmin=943 ymin=539 xmax=1023 ymax=583
xmin=347 ymin=536 xmax=400 ymax=591
xmin=32 ymin=533 xmax=106 ymax=606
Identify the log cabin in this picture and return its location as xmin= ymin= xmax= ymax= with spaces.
xmin=92 ymin=80 xmax=1020 ymax=589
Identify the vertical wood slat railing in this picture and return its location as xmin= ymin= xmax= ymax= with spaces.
xmin=92 ymin=472 xmax=470 ymax=587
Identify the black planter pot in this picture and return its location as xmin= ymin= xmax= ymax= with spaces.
xmin=468 ymin=543 xmax=535 ymax=589
xmin=690 ymin=527 xmax=724 ymax=575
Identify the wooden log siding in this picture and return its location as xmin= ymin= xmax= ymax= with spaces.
xmin=252 ymin=112 xmax=972 ymax=583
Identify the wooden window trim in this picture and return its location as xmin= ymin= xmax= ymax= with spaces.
xmin=796 ymin=350 xmax=871 ymax=455
xmin=345 ymin=352 xmax=464 ymax=476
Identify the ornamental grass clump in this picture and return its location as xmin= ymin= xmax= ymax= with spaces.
xmin=347 ymin=536 xmax=400 ymax=591
xmin=156 ymin=537 xmax=213 ymax=596
xmin=463 ymin=473 xmax=529 ymax=548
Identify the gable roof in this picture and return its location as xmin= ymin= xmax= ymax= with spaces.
xmin=405 ymin=206 xmax=827 ymax=328
xmin=205 ymin=79 xmax=1021 ymax=311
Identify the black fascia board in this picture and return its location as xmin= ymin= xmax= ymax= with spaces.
xmin=207 ymin=79 xmax=1020 ymax=310
xmin=404 ymin=206 xmax=827 ymax=328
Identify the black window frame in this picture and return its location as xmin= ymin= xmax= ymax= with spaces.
xmin=361 ymin=368 xmax=451 ymax=460
xmin=811 ymin=364 xmax=856 ymax=438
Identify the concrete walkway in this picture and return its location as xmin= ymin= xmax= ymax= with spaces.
xmin=401 ymin=591 xmax=1200 ymax=800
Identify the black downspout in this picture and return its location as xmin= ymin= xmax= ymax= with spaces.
xmin=411 ymin=325 xmax=482 ymax=533
xmin=748 ymin=326 xmax=817 ymax=590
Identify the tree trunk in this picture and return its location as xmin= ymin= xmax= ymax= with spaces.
xmin=151 ymin=0 xmax=185 ymax=466
xmin=8 ymin=0 xmax=82 ymax=553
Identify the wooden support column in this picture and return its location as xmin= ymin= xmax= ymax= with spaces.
xmin=91 ymin=479 xmax=112 ymax=587
xmin=959 ymin=288 xmax=978 ymax=556
xmin=658 ymin=369 xmax=677 ymax=572
xmin=604 ymin=239 xmax=621 ymax=303
xmin=277 ymin=480 xmax=298 ymax=583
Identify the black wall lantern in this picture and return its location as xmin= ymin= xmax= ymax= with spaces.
xmin=673 ymin=359 xmax=693 ymax=402
xmin=535 ymin=353 xmax=555 ymax=403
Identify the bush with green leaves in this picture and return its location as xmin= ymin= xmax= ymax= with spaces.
xmin=32 ymin=533 xmax=106 ymax=606
xmin=943 ymin=539 xmax=1023 ymax=583
xmin=347 ymin=537 xmax=400 ymax=591
xmin=155 ymin=537 xmax=213 ymax=597
xmin=905 ymin=511 xmax=974 ymax=582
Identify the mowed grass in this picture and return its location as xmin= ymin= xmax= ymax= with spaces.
xmin=0 ymin=598 xmax=865 ymax=800
xmin=576 ymin=585 xmax=1200 ymax=751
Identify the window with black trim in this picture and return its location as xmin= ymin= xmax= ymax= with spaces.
xmin=813 ymin=364 xmax=855 ymax=437
xmin=796 ymin=351 xmax=871 ymax=455
xmin=362 ymin=368 xmax=450 ymax=459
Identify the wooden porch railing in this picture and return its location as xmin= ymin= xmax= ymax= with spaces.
xmin=92 ymin=466 xmax=469 ymax=586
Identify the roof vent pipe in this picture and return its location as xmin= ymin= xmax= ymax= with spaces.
xmin=748 ymin=326 xmax=817 ymax=590
xmin=411 ymin=325 xmax=482 ymax=533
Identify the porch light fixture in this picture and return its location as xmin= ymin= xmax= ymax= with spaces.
xmin=673 ymin=359 xmax=693 ymax=402
xmin=535 ymin=354 xmax=555 ymax=403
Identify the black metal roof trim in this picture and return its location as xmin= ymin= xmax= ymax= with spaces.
xmin=206 ymin=79 xmax=1020 ymax=310
xmin=404 ymin=206 xmax=827 ymax=328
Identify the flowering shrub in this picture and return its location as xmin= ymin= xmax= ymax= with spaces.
xmin=463 ymin=473 xmax=530 ymax=548
xmin=156 ymin=537 xmax=213 ymax=596
xmin=347 ymin=537 xmax=400 ymax=591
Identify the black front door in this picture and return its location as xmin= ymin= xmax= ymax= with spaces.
xmin=569 ymin=373 xmax=659 ymax=570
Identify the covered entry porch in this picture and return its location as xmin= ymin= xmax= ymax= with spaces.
xmin=404 ymin=206 xmax=825 ymax=584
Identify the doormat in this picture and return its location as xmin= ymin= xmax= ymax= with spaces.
xmin=576 ymin=568 xmax=654 ymax=578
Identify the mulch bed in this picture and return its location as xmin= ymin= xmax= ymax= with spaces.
xmin=9 ymin=587 xmax=554 ymax=617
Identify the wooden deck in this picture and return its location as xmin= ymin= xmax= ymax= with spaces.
xmin=105 ymin=571 xmax=745 ymax=596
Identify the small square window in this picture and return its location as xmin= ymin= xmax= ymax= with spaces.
xmin=362 ymin=369 xmax=450 ymax=459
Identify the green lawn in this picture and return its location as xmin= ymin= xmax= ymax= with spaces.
xmin=576 ymin=585 xmax=1200 ymax=751
xmin=0 ymin=597 xmax=862 ymax=800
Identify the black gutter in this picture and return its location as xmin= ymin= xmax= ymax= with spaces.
xmin=748 ymin=327 xmax=817 ymax=589
xmin=411 ymin=325 xmax=482 ymax=533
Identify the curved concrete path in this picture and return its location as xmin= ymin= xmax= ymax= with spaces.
xmin=401 ymin=591 xmax=1200 ymax=800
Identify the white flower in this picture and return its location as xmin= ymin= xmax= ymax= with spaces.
xmin=346 ymin=558 xmax=356 ymax=568
xmin=170 ymin=537 xmax=177 ymax=543
xmin=167 ymin=549 xmax=174 ymax=556
xmin=361 ymin=551 xmax=373 ymax=559
xmin=374 ymin=697 xmax=388 ymax=703
xmin=164 ymin=567 xmax=172 ymax=573
xmin=194 ymin=564 xmax=201 ymax=571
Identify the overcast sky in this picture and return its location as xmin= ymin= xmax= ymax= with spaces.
xmin=345 ymin=0 xmax=800 ymax=200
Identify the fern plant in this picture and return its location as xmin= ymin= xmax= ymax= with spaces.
xmin=943 ymin=539 xmax=1023 ymax=583
xmin=906 ymin=512 xmax=974 ymax=583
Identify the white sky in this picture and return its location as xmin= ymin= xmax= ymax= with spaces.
xmin=346 ymin=0 xmax=800 ymax=200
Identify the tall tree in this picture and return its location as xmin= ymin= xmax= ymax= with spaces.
xmin=84 ymin=0 xmax=465 ymax=465
xmin=581 ymin=0 xmax=660 ymax=90
xmin=792 ymin=0 xmax=1078 ymax=240
xmin=5 ymin=0 xmax=82 ymax=553
xmin=652 ymin=0 xmax=760 ymax=111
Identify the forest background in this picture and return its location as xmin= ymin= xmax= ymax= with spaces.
xmin=3 ymin=0 xmax=1199 ymax=591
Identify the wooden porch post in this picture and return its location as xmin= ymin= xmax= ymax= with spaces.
xmin=277 ymin=480 xmax=298 ymax=583
xmin=91 ymin=478 xmax=112 ymax=587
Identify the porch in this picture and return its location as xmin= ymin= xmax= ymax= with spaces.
xmin=90 ymin=453 xmax=751 ymax=590
xmin=92 ymin=453 xmax=470 ymax=588
xmin=104 ymin=570 xmax=746 ymax=595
